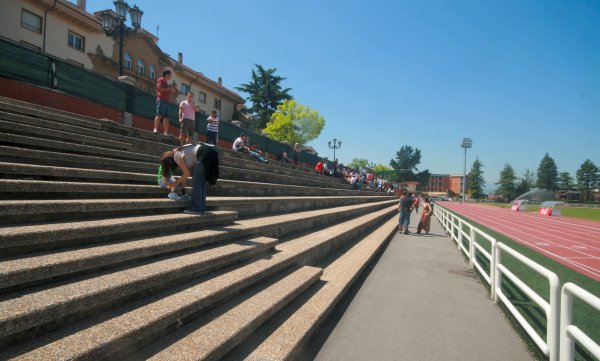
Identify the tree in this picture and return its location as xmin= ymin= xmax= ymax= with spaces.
xmin=373 ymin=164 xmax=392 ymax=172
xmin=576 ymin=159 xmax=599 ymax=202
xmin=467 ymin=159 xmax=485 ymax=200
xmin=557 ymin=172 xmax=575 ymax=191
xmin=537 ymin=153 xmax=558 ymax=191
xmin=390 ymin=145 xmax=421 ymax=172
xmin=262 ymin=100 xmax=325 ymax=145
xmin=347 ymin=158 xmax=369 ymax=170
xmin=515 ymin=168 xmax=536 ymax=196
xmin=496 ymin=164 xmax=517 ymax=201
xmin=236 ymin=64 xmax=292 ymax=130
xmin=416 ymin=170 xmax=432 ymax=188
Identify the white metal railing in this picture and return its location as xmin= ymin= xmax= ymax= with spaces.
xmin=560 ymin=283 xmax=600 ymax=361
xmin=433 ymin=203 xmax=600 ymax=361
xmin=471 ymin=227 xmax=496 ymax=289
xmin=494 ymin=242 xmax=560 ymax=361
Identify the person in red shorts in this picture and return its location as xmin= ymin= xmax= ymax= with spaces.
xmin=154 ymin=70 xmax=176 ymax=136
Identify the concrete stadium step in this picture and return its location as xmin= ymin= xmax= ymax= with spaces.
xmin=0 ymin=211 xmax=238 ymax=256
xmin=0 ymin=200 xmax=395 ymax=287
xmin=0 ymin=115 xmax=129 ymax=151
xmin=0 ymin=237 xmax=278 ymax=346
xmin=0 ymin=161 xmax=355 ymax=192
xmin=143 ymin=266 xmax=322 ymax=361
xmin=0 ymin=131 xmax=153 ymax=163
xmin=0 ymin=97 xmax=177 ymax=150
xmin=0 ymin=205 xmax=395 ymax=360
xmin=241 ymin=216 xmax=399 ymax=361
xmin=0 ymin=179 xmax=379 ymax=200
xmin=0 ymin=196 xmax=391 ymax=224
xmin=0 ymin=144 xmax=354 ymax=191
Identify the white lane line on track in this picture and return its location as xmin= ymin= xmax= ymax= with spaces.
xmin=447 ymin=204 xmax=600 ymax=248
xmin=465 ymin=204 xmax=600 ymax=233
xmin=443 ymin=205 xmax=600 ymax=279
xmin=460 ymin=204 xmax=600 ymax=242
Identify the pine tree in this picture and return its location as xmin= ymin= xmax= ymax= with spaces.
xmin=537 ymin=153 xmax=558 ymax=190
xmin=576 ymin=159 xmax=599 ymax=202
xmin=557 ymin=172 xmax=575 ymax=191
xmin=236 ymin=65 xmax=292 ymax=130
xmin=515 ymin=168 xmax=536 ymax=196
xmin=467 ymin=159 xmax=485 ymax=200
xmin=496 ymin=164 xmax=517 ymax=201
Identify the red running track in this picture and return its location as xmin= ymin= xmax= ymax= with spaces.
xmin=440 ymin=202 xmax=600 ymax=282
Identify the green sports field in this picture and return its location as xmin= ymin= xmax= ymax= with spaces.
xmin=439 ymin=207 xmax=599 ymax=361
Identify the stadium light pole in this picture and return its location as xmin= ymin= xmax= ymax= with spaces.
xmin=328 ymin=138 xmax=342 ymax=161
xmin=461 ymin=138 xmax=473 ymax=202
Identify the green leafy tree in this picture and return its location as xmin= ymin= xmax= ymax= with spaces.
xmin=557 ymin=172 xmax=575 ymax=191
xmin=236 ymin=64 xmax=292 ymax=130
xmin=389 ymin=145 xmax=421 ymax=181
xmin=537 ymin=153 xmax=558 ymax=191
xmin=263 ymin=100 xmax=325 ymax=145
xmin=347 ymin=158 xmax=369 ymax=170
xmin=515 ymin=168 xmax=536 ymax=196
xmin=467 ymin=159 xmax=485 ymax=200
xmin=373 ymin=164 xmax=392 ymax=172
xmin=576 ymin=159 xmax=599 ymax=201
xmin=496 ymin=164 xmax=517 ymax=201
xmin=416 ymin=169 xmax=432 ymax=188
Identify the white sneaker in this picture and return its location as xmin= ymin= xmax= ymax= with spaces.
xmin=179 ymin=194 xmax=191 ymax=201
xmin=168 ymin=192 xmax=180 ymax=200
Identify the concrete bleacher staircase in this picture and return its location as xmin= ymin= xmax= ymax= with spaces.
xmin=0 ymin=96 xmax=398 ymax=360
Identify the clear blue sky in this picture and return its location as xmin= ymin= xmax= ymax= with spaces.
xmin=88 ymin=0 xmax=599 ymax=190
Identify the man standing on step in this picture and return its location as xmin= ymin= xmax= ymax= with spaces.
xmin=154 ymin=70 xmax=176 ymax=136
xmin=206 ymin=110 xmax=219 ymax=146
xmin=398 ymin=191 xmax=414 ymax=234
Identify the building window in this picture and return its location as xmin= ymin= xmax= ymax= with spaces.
xmin=137 ymin=59 xmax=145 ymax=75
xmin=214 ymin=98 xmax=221 ymax=109
xmin=124 ymin=52 xmax=132 ymax=70
xmin=197 ymin=91 xmax=206 ymax=104
xmin=68 ymin=31 xmax=85 ymax=52
xmin=21 ymin=9 xmax=42 ymax=33
xmin=149 ymin=65 xmax=156 ymax=80
xmin=181 ymin=83 xmax=190 ymax=94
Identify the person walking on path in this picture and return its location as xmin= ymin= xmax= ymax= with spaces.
xmin=413 ymin=195 xmax=420 ymax=214
xmin=419 ymin=197 xmax=433 ymax=234
xmin=178 ymin=92 xmax=199 ymax=145
xmin=398 ymin=192 xmax=414 ymax=234
xmin=154 ymin=70 xmax=176 ymax=136
xmin=206 ymin=110 xmax=219 ymax=145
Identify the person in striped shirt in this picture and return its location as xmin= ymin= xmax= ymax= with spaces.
xmin=206 ymin=110 xmax=219 ymax=145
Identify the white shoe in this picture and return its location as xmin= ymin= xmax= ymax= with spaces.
xmin=179 ymin=194 xmax=191 ymax=201
xmin=168 ymin=192 xmax=180 ymax=200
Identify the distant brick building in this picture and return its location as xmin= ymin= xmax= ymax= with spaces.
xmin=424 ymin=174 xmax=465 ymax=197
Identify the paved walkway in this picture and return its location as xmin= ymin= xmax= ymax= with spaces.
xmin=315 ymin=216 xmax=534 ymax=361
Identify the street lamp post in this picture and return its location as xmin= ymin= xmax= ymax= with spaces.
xmin=461 ymin=138 xmax=473 ymax=203
xmin=100 ymin=1 xmax=143 ymax=76
xmin=328 ymin=138 xmax=342 ymax=161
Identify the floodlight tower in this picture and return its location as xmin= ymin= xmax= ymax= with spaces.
xmin=461 ymin=138 xmax=473 ymax=202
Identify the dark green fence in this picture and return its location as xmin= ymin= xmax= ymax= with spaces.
xmin=0 ymin=37 xmax=320 ymax=166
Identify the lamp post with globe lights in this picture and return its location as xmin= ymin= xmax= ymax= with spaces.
xmin=99 ymin=1 xmax=143 ymax=77
xmin=328 ymin=138 xmax=342 ymax=162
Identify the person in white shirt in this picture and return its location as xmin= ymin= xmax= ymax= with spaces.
xmin=232 ymin=133 xmax=268 ymax=164
xmin=178 ymin=92 xmax=199 ymax=145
